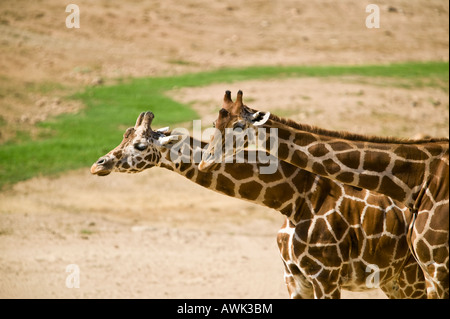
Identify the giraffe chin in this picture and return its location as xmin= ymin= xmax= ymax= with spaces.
xmin=96 ymin=170 xmax=112 ymax=176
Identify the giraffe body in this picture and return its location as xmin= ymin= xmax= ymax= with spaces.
xmin=91 ymin=111 xmax=426 ymax=298
xmin=200 ymin=91 xmax=449 ymax=298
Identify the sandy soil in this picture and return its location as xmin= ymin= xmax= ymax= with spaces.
xmin=0 ymin=0 xmax=448 ymax=299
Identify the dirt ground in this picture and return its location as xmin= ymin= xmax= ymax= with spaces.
xmin=0 ymin=0 xmax=448 ymax=299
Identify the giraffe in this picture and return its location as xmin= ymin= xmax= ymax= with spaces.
xmin=199 ymin=90 xmax=449 ymax=299
xmin=91 ymin=111 xmax=426 ymax=298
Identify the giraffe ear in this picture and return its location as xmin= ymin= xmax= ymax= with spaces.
xmin=157 ymin=134 xmax=180 ymax=146
xmin=251 ymin=111 xmax=271 ymax=126
xmin=156 ymin=126 xmax=170 ymax=133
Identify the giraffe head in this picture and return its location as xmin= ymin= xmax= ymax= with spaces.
xmin=198 ymin=90 xmax=270 ymax=172
xmin=91 ymin=111 xmax=179 ymax=176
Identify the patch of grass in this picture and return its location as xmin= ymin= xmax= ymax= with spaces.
xmin=0 ymin=61 xmax=448 ymax=188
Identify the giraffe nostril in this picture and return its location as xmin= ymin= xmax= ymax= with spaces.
xmin=97 ymin=158 xmax=107 ymax=165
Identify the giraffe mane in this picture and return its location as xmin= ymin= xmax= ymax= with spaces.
xmin=266 ymin=113 xmax=449 ymax=145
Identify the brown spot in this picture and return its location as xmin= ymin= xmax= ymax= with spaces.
xmin=424 ymin=144 xmax=442 ymax=156
xmin=121 ymin=162 xmax=130 ymax=169
xmin=113 ymin=150 xmax=123 ymax=159
xmin=195 ymin=171 xmax=213 ymax=188
xmin=259 ymin=167 xmax=283 ymax=183
xmin=299 ymin=255 xmax=322 ymax=275
xmin=429 ymin=204 xmax=449 ymax=233
xmin=362 ymin=207 xmax=384 ymax=236
xmin=308 ymin=144 xmax=329 ymax=157
xmin=309 ymin=218 xmax=335 ymax=244
xmin=430 ymin=158 xmax=446 ymax=175
xmin=415 ymin=239 xmax=431 ymax=262
xmin=336 ymin=151 xmax=361 ymax=169
xmin=336 ymin=172 xmax=355 ymax=184
xmin=307 ymin=245 xmax=341 ymax=267
xmin=425 ymin=228 xmax=449 ymax=247
xmin=385 ymin=206 xmax=408 ymax=237
xmin=323 ymin=158 xmax=341 ymax=175
xmin=414 ymin=211 xmax=429 ymax=234
xmin=278 ymin=143 xmax=290 ymax=160
xmin=295 ymin=220 xmax=311 ymax=243
xmin=308 ymin=179 xmax=334 ymax=209
xmin=287 ymin=262 xmax=302 ymax=276
xmin=294 ymin=132 xmax=317 ymax=147
xmin=263 ymin=184 xmax=295 ymax=209
xmin=350 ymin=228 xmax=365 ymax=259
xmin=394 ymin=145 xmax=429 ymax=160
xmin=216 ymin=174 xmax=235 ymax=197
xmin=329 ymin=141 xmax=353 ymax=152
xmin=279 ymin=203 xmax=293 ymax=217
xmin=338 ymin=197 xmax=366 ymax=226
xmin=379 ymin=176 xmax=406 ymax=202
xmin=227 ymin=163 xmax=255 ymax=180
xmin=280 ymin=161 xmax=297 ymax=178
xmin=185 ymin=167 xmax=196 ymax=179
xmin=363 ymin=151 xmax=391 ymax=172
xmin=393 ymin=237 xmax=409 ymax=259
xmin=363 ymin=238 xmax=395 ymax=267
xmin=238 ymin=181 xmax=263 ymax=200
xmin=291 ymin=170 xmax=315 ymax=194
xmin=432 ymin=245 xmax=448 ymax=264
xmin=136 ymin=161 xmax=146 ymax=169
xmin=325 ymin=211 xmax=347 ymax=242
xmin=365 ymin=192 xmax=384 ymax=206
xmin=179 ymin=162 xmax=190 ymax=172
xmin=392 ymin=160 xmax=425 ymax=188
xmin=144 ymin=154 xmax=153 ymax=161
xmin=312 ymin=162 xmax=327 ymax=176
xmin=290 ymin=151 xmax=309 ymax=168
xmin=358 ymin=174 xmax=380 ymax=190
xmin=277 ymin=128 xmax=292 ymax=140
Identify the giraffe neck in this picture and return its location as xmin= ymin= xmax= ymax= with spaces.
xmin=258 ymin=117 xmax=449 ymax=208
xmin=157 ymin=136 xmax=342 ymax=224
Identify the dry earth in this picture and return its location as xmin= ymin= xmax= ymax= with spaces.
xmin=0 ymin=0 xmax=448 ymax=299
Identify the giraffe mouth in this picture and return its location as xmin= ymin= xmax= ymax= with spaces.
xmin=198 ymin=152 xmax=216 ymax=172
xmin=96 ymin=169 xmax=112 ymax=176
xmin=90 ymin=162 xmax=112 ymax=176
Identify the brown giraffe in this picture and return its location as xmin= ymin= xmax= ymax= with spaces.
xmin=91 ymin=111 xmax=426 ymax=298
xmin=199 ymin=90 xmax=449 ymax=299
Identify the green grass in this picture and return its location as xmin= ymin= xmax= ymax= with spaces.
xmin=0 ymin=61 xmax=448 ymax=188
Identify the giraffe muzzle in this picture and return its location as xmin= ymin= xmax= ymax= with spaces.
xmin=90 ymin=157 xmax=113 ymax=176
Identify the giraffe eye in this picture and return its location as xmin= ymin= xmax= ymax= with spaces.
xmin=134 ymin=143 xmax=148 ymax=151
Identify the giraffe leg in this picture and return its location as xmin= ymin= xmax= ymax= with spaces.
xmin=309 ymin=277 xmax=341 ymax=299
xmin=380 ymin=256 xmax=427 ymax=299
xmin=315 ymin=272 xmax=341 ymax=299
xmin=282 ymin=261 xmax=315 ymax=299
xmin=277 ymin=220 xmax=315 ymax=299
xmin=423 ymin=263 xmax=448 ymax=299
xmin=410 ymin=205 xmax=449 ymax=299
